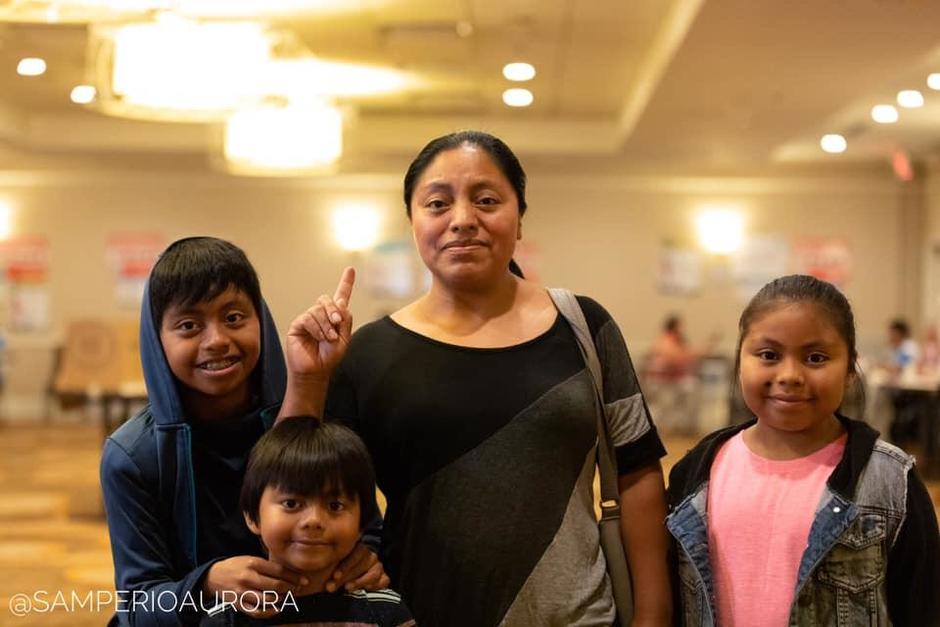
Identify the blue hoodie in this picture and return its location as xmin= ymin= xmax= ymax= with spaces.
xmin=100 ymin=287 xmax=286 ymax=627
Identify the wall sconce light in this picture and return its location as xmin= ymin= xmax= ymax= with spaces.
xmin=696 ymin=208 xmax=744 ymax=254
xmin=332 ymin=203 xmax=381 ymax=252
xmin=0 ymin=200 xmax=13 ymax=240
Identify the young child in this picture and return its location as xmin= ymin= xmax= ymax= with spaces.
xmin=101 ymin=237 xmax=380 ymax=626
xmin=666 ymin=274 xmax=940 ymax=626
xmin=201 ymin=417 xmax=414 ymax=626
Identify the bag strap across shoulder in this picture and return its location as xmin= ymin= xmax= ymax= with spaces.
xmin=547 ymin=288 xmax=621 ymax=511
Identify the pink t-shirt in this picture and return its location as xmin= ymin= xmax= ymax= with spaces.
xmin=707 ymin=431 xmax=846 ymax=627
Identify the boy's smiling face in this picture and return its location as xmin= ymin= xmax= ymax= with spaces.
xmin=246 ymin=486 xmax=361 ymax=577
xmin=159 ymin=285 xmax=261 ymax=420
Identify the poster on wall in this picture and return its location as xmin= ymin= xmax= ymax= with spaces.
xmin=107 ymin=232 xmax=166 ymax=308
xmin=657 ymin=244 xmax=701 ymax=295
xmin=0 ymin=235 xmax=51 ymax=332
xmin=730 ymin=235 xmax=789 ymax=302
xmin=791 ymin=237 xmax=852 ymax=287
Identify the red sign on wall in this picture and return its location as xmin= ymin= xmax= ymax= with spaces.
xmin=0 ymin=235 xmax=49 ymax=283
xmin=792 ymin=237 xmax=852 ymax=286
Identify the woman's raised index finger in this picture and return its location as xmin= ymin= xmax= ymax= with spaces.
xmin=333 ymin=267 xmax=356 ymax=306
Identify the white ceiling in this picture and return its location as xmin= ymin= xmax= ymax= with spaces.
xmin=0 ymin=0 xmax=939 ymax=174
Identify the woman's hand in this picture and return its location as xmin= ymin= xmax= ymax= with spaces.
xmin=618 ymin=462 xmax=672 ymax=626
xmin=279 ymin=268 xmax=355 ymax=420
xmin=286 ymin=267 xmax=356 ymax=380
xmin=325 ymin=543 xmax=391 ymax=592
xmin=204 ymin=556 xmax=307 ymax=618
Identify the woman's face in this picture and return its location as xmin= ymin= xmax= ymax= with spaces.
xmin=408 ymin=144 xmax=521 ymax=290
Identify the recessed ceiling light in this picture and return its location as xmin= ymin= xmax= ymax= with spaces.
xmin=502 ymin=88 xmax=533 ymax=107
xmin=897 ymin=90 xmax=924 ymax=108
xmin=503 ymin=62 xmax=536 ymax=82
xmin=70 ymin=85 xmax=97 ymax=104
xmin=928 ymin=73 xmax=940 ymax=91
xmin=820 ymin=134 xmax=847 ymax=154
xmin=17 ymin=58 xmax=46 ymax=76
xmin=871 ymin=104 xmax=898 ymax=124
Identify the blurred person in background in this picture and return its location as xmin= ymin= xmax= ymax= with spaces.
xmin=885 ymin=318 xmax=919 ymax=376
xmin=647 ymin=315 xmax=698 ymax=381
xmin=644 ymin=314 xmax=717 ymax=435
xmin=918 ymin=323 xmax=938 ymax=375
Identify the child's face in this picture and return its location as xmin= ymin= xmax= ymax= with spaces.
xmin=245 ymin=486 xmax=361 ymax=576
xmin=159 ymin=286 xmax=261 ymax=414
xmin=738 ymin=302 xmax=850 ymax=436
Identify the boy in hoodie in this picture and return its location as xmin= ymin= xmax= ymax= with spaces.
xmin=101 ymin=237 xmax=383 ymax=626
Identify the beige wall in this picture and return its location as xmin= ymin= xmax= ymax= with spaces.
xmin=925 ymin=165 xmax=940 ymax=327
xmin=0 ymin=166 xmax=918 ymax=417
xmin=526 ymin=173 xmax=905 ymax=353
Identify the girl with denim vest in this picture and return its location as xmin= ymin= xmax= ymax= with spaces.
xmin=666 ymin=274 xmax=939 ymax=626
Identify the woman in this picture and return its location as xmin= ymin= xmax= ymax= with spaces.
xmin=281 ymin=131 xmax=672 ymax=626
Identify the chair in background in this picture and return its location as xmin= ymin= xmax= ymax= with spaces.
xmin=51 ymin=319 xmax=147 ymax=436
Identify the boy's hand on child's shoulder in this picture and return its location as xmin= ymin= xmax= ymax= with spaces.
xmin=286 ymin=267 xmax=356 ymax=381
xmin=325 ymin=542 xmax=390 ymax=593
xmin=205 ymin=555 xmax=307 ymax=618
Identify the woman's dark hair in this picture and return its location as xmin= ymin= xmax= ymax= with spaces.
xmin=241 ymin=417 xmax=379 ymax=530
xmin=148 ymin=237 xmax=262 ymax=328
xmin=732 ymin=274 xmax=863 ymax=415
xmin=402 ymin=130 xmax=527 ymax=218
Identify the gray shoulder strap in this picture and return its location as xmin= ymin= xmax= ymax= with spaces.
xmin=547 ymin=288 xmax=620 ymax=504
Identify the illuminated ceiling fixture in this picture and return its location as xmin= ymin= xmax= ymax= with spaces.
xmin=820 ymin=134 xmax=847 ymax=154
xmin=17 ymin=57 xmax=47 ymax=76
xmin=93 ymin=16 xmax=272 ymax=120
xmin=696 ymin=209 xmax=744 ymax=254
xmin=929 ymin=73 xmax=940 ymax=91
xmin=871 ymin=104 xmax=898 ymax=124
xmin=262 ymin=59 xmax=415 ymax=99
xmin=70 ymin=84 xmax=96 ymax=104
xmin=896 ymin=90 xmax=924 ymax=108
xmin=0 ymin=1 xmax=361 ymax=22
xmin=89 ymin=18 xmax=415 ymax=122
xmin=223 ymin=100 xmax=343 ymax=175
xmin=503 ymin=88 xmax=533 ymax=107
xmin=503 ymin=62 xmax=536 ymax=81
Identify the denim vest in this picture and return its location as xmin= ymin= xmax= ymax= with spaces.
xmin=667 ymin=439 xmax=913 ymax=627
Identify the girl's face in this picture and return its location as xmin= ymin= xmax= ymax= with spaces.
xmin=408 ymin=144 xmax=521 ymax=290
xmin=738 ymin=301 xmax=851 ymax=436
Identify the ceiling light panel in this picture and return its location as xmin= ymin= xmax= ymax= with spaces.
xmin=503 ymin=62 xmax=536 ymax=82
xmin=896 ymin=90 xmax=924 ymax=108
xmin=109 ymin=19 xmax=271 ymax=114
xmin=820 ymin=134 xmax=846 ymax=154
xmin=503 ymin=88 xmax=533 ymax=107
xmin=871 ymin=104 xmax=898 ymax=124
xmin=17 ymin=58 xmax=47 ymax=76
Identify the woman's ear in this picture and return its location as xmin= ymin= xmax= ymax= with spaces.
xmin=516 ymin=221 xmax=522 ymax=240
